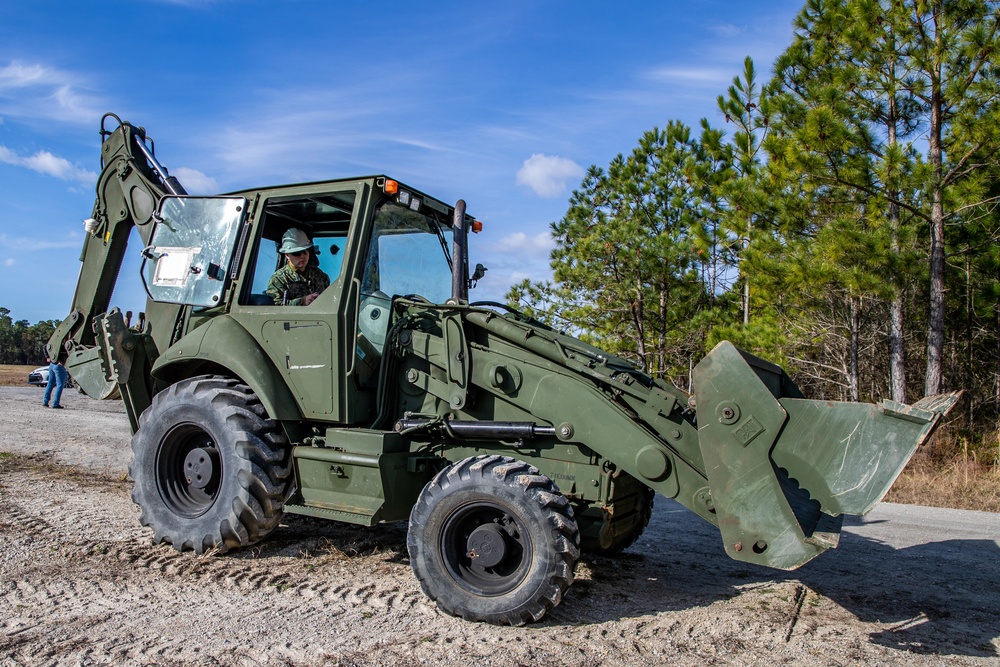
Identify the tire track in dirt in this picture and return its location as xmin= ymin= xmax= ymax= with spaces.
xmin=2 ymin=388 xmax=998 ymax=666
xmin=4 ymin=502 xmax=52 ymax=536
xmin=5 ymin=516 xmax=424 ymax=617
xmin=2 ymin=463 xmax=431 ymax=666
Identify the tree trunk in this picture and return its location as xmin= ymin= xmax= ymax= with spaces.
xmin=890 ymin=297 xmax=907 ymax=402
xmin=924 ymin=18 xmax=945 ymax=397
xmin=849 ymin=297 xmax=860 ymax=402
xmin=742 ymin=225 xmax=751 ymax=325
xmin=658 ymin=279 xmax=667 ymax=377
xmin=995 ymin=298 xmax=1000 ymax=437
xmin=925 ymin=159 xmax=945 ymax=396
xmin=886 ymin=71 xmax=907 ymax=404
xmin=964 ymin=255 xmax=974 ymax=427
xmin=632 ymin=278 xmax=647 ymax=371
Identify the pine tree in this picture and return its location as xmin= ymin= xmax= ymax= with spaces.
xmin=895 ymin=0 xmax=1000 ymax=395
xmin=765 ymin=0 xmax=1000 ymax=402
xmin=508 ymin=121 xmax=727 ymax=386
xmin=717 ymin=57 xmax=773 ymax=325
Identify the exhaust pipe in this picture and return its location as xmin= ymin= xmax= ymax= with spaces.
xmin=451 ymin=199 xmax=467 ymax=301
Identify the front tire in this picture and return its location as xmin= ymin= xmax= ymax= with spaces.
xmin=129 ymin=375 xmax=290 ymax=554
xmin=407 ymin=455 xmax=580 ymax=625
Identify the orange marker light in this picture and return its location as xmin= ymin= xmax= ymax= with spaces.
xmin=384 ymin=179 xmax=399 ymax=194
xmin=471 ymin=220 xmax=483 ymax=233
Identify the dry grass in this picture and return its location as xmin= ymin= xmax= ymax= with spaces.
xmin=885 ymin=456 xmax=1000 ymax=513
xmin=887 ymin=427 xmax=1000 ymax=512
xmin=0 ymin=364 xmax=38 ymax=386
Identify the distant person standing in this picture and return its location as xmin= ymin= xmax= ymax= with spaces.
xmin=42 ymin=354 xmax=68 ymax=409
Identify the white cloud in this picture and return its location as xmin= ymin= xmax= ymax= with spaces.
xmin=493 ymin=231 xmax=554 ymax=257
xmin=3 ymin=258 xmax=14 ymax=267
xmin=0 ymin=61 xmax=48 ymax=88
xmin=171 ymin=167 xmax=218 ymax=195
xmin=643 ymin=66 xmax=733 ymax=86
xmin=0 ymin=144 xmax=97 ymax=185
xmin=0 ymin=60 xmax=104 ymax=126
xmin=709 ymin=23 xmax=743 ymax=39
xmin=148 ymin=0 xmax=225 ymax=6
xmin=515 ymin=154 xmax=584 ymax=198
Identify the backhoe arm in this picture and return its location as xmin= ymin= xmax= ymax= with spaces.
xmin=48 ymin=114 xmax=186 ymax=406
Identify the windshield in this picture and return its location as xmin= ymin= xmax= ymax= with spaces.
xmin=360 ymin=203 xmax=454 ymax=303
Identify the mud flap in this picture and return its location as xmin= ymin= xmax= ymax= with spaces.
xmin=693 ymin=341 xmax=959 ymax=570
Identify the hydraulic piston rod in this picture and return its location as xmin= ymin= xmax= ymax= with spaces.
xmin=394 ymin=418 xmax=556 ymax=439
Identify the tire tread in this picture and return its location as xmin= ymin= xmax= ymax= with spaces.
xmin=129 ymin=375 xmax=290 ymax=555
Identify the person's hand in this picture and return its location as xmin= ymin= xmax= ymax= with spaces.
xmin=303 ymin=292 xmax=320 ymax=306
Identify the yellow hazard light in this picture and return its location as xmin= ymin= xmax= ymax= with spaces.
xmin=471 ymin=220 xmax=483 ymax=233
xmin=383 ymin=179 xmax=399 ymax=194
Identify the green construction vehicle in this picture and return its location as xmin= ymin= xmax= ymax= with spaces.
xmin=49 ymin=114 xmax=959 ymax=625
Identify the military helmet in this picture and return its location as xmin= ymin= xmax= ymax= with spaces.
xmin=279 ymin=228 xmax=314 ymax=254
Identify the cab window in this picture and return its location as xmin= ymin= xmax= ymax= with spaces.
xmin=242 ymin=190 xmax=356 ymax=306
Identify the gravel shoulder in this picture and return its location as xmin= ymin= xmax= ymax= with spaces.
xmin=1 ymin=386 xmax=998 ymax=666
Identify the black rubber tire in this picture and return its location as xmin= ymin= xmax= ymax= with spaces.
xmin=579 ymin=484 xmax=655 ymax=556
xmin=129 ymin=375 xmax=291 ymax=554
xmin=407 ymin=455 xmax=580 ymax=625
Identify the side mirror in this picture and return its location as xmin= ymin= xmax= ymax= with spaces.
xmin=470 ymin=263 xmax=488 ymax=287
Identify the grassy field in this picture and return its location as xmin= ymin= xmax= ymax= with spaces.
xmin=1 ymin=363 xmax=995 ymax=512
xmin=0 ymin=364 xmax=38 ymax=386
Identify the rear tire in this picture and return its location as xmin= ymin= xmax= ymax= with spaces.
xmin=129 ymin=375 xmax=290 ymax=554
xmin=407 ymin=455 xmax=580 ymax=625
xmin=578 ymin=475 xmax=655 ymax=556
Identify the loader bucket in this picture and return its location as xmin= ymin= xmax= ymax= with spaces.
xmin=693 ymin=341 xmax=959 ymax=570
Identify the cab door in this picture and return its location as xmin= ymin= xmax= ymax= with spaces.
xmin=140 ymin=196 xmax=248 ymax=307
xmin=229 ymin=183 xmax=372 ymax=423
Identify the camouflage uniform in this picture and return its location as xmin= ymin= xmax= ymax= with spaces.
xmin=265 ymin=263 xmax=331 ymax=305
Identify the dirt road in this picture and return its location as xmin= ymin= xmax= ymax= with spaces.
xmin=1 ymin=386 xmax=998 ymax=666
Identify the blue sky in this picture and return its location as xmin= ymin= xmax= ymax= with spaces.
xmin=0 ymin=0 xmax=802 ymax=323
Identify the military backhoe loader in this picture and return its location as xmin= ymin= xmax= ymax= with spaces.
xmin=48 ymin=114 xmax=959 ymax=625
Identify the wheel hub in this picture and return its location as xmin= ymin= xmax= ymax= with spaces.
xmin=466 ymin=523 xmax=507 ymax=568
xmin=183 ymin=447 xmax=218 ymax=490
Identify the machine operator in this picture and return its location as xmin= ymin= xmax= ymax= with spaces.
xmin=265 ymin=228 xmax=331 ymax=306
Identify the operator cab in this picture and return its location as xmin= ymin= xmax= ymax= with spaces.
xmin=242 ymin=190 xmax=355 ymax=306
xmin=138 ymin=176 xmax=474 ymax=422
xmin=240 ymin=180 xmax=461 ymax=354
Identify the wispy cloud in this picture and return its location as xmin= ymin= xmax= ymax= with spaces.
xmin=696 ymin=11 xmax=799 ymax=70
xmin=0 ymin=232 xmax=83 ymax=252
xmin=0 ymin=60 xmax=105 ymax=126
xmin=708 ymin=23 xmax=744 ymax=39
xmin=171 ymin=167 xmax=218 ymax=195
xmin=515 ymin=154 xmax=584 ymax=198
xmin=643 ymin=66 xmax=734 ymax=87
xmin=470 ymin=229 xmax=557 ymax=301
xmin=209 ymin=91 xmax=419 ymax=182
xmin=0 ymin=145 xmax=97 ymax=185
xmin=493 ymin=231 xmax=554 ymax=257
xmin=147 ymin=0 xmax=222 ymax=5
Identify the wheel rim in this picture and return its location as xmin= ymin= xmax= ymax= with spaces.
xmin=440 ymin=501 xmax=532 ymax=596
xmin=155 ymin=423 xmax=222 ymax=518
